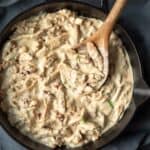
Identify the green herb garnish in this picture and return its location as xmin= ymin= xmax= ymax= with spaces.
xmin=107 ymin=100 xmax=114 ymax=109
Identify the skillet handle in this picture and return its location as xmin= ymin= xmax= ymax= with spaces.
xmin=134 ymin=89 xmax=150 ymax=97
xmin=134 ymin=78 xmax=150 ymax=108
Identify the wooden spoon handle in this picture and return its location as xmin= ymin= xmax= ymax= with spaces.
xmin=92 ymin=0 xmax=127 ymax=48
xmin=104 ymin=0 xmax=127 ymax=37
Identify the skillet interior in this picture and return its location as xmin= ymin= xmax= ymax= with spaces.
xmin=0 ymin=1 xmax=146 ymax=150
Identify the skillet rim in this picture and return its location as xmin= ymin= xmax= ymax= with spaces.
xmin=0 ymin=1 xmax=148 ymax=150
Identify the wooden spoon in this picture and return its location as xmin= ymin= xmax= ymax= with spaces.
xmin=74 ymin=0 xmax=127 ymax=89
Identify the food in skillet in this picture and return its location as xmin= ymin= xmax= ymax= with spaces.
xmin=0 ymin=9 xmax=133 ymax=148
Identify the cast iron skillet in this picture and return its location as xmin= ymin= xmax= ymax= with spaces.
xmin=0 ymin=1 xmax=150 ymax=150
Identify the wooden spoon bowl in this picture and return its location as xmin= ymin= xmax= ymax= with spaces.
xmin=74 ymin=0 xmax=127 ymax=89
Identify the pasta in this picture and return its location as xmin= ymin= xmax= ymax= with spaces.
xmin=0 ymin=9 xmax=133 ymax=148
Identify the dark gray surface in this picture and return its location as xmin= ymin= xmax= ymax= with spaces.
xmin=0 ymin=0 xmax=150 ymax=150
xmin=0 ymin=0 xmax=20 ymax=7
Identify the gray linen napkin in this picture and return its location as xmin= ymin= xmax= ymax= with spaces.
xmin=0 ymin=0 xmax=150 ymax=150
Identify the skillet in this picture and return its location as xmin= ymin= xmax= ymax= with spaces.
xmin=0 ymin=1 xmax=150 ymax=150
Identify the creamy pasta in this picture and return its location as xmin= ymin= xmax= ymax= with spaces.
xmin=0 ymin=9 xmax=133 ymax=148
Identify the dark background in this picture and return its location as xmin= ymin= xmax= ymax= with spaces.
xmin=0 ymin=0 xmax=150 ymax=150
